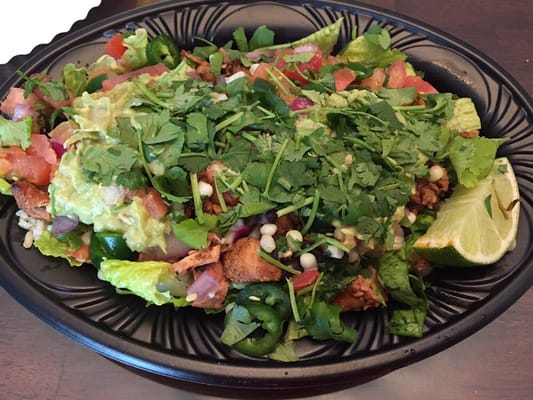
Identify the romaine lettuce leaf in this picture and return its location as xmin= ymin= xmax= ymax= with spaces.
xmin=338 ymin=25 xmax=407 ymax=67
xmin=0 ymin=115 xmax=32 ymax=149
xmin=61 ymin=63 xmax=87 ymax=97
xmin=121 ymin=28 xmax=149 ymax=70
xmin=290 ymin=18 xmax=344 ymax=55
xmin=34 ymin=230 xmax=84 ymax=267
xmin=99 ymin=259 xmax=189 ymax=307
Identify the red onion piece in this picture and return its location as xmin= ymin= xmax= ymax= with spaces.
xmin=187 ymin=272 xmax=220 ymax=302
xmin=50 ymin=139 xmax=68 ymax=158
xmin=223 ymin=219 xmax=252 ymax=244
xmin=51 ymin=215 xmax=79 ymax=236
xmin=140 ymin=233 xmax=191 ymax=262
xmin=245 ymin=49 xmax=275 ymax=61
xmin=293 ymin=43 xmax=319 ymax=54
xmin=12 ymin=103 xmax=34 ymax=121
xmin=290 ymin=97 xmax=314 ymax=112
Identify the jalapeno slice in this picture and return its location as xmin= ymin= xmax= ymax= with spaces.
xmin=85 ymin=73 xmax=108 ymax=93
xmin=89 ymin=231 xmax=135 ymax=268
xmin=236 ymin=283 xmax=291 ymax=320
xmin=230 ymin=302 xmax=284 ymax=356
xmin=146 ymin=34 xmax=180 ymax=69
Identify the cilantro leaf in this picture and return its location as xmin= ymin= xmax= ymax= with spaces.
xmin=185 ymin=112 xmax=211 ymax=151
xmin=219 ymin=138 xmax=254 ymax=171
xmin=172 ymin=215 xmax=218 ymax=249
xmin=249 ymin=25 xmax=275 ymax=50
xmin=387 ymin=306 xmax=426 ymax=338
xmin=80 ymin=144 xmax=138 ymax=185
xmin=300 ymin=298 xmax=357 ymax=343
xmin=220 ymin=304 xmax=261 ymax=345
xmin=448 ymin=136 xmax=505 ymax=188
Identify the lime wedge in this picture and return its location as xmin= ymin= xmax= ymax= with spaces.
xmin=413 ymin=157 xmax=520 ymax=266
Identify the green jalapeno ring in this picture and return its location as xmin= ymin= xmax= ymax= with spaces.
xmin=230 ymin=302 xmax=284 ymax=357
xmin=235 ymin=283 xmax=291 ymax=321
xmin=89 ymin=231 xmax=136 ymax=268
xmin=85 ymin=73 xmax=108 ymax=93
xmin=146 ymin=34 xmax=180 ymax=69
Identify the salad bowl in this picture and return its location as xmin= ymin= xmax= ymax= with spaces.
xmin=0 ymin=0 xmax=532 ymax=397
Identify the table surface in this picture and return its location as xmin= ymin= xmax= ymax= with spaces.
xmin=1 ymin=1 xmax=532 ymax=399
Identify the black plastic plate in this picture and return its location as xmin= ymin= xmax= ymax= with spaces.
xmin=0 ymin=1 xmax=532 ymax=397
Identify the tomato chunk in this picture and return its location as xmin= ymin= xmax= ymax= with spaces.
xmin=293 ymin=269 xmax=320 ymax=291
xmin=359 ymin=68 xmax=386 ymax=90
xmin=143 ymin=188 xmax=169 ymax=220
xmin=386 ymin=60 xmax=407 ymax=89
xmin=334 ymin=68 xmax=357 ymax=92
xmin=106 ymin=33 xmax=127 ymax=60
xmin=403 ymin=75 xmax=438 ymax=94
xmin=101 ymin=63 xmax=169 ymax=91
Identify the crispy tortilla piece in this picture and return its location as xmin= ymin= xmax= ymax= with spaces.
xmin=171 ymin=245 xmax=221 ymax=274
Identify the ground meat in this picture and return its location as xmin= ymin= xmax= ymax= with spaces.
xmin=181 ymin=48 xmax=249 ymax=84
xmin=274 ymin=213 xmax=299 ymax=236
xmin=409 ymin=164 xmax=449 ymax=211
xmin=333 ymin=267 xmax=385 ymax=312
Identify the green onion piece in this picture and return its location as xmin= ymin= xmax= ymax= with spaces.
xmin=301 ymin=189 xmax=320 ymax=235
xmin=286 ymin=278 xmax=301 ymax=323
xmin=257 ymin=248 xmax=301 ymax=275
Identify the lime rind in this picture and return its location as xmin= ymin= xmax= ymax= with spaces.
xmin=413 ymin=157 xmax=520 ymax=267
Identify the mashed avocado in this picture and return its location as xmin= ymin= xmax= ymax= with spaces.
xmin=72 ymin=81 xmax=141 ymax=134
xmin=49 ymin=149 xmax=168 ymax=253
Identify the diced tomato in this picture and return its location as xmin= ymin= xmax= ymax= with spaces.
xmin=293 ymin=269 xmax=320 ymax=291
xmin=276 ymin=47 xmax=323 ymax=85
xmin=359 ymin=67 xmax=386 ymax=91
xmin=386 ymin=60 xmax=407 ymax=89
xmin=8 ymin=153 xmax=52 ymax=186
xmin=26 ymin=134 xmax=57 ymax=166
xmin=403 ymin=75 xmax=439 ymax=94
xmin=49 ymin=120 xmax=77 ymax=158
xmin=323 ymin=55 xmax=339 ymax=65
xmin=250 ymin=62 xmax=270 ymax=82
xmin=106 ymin=33 xmax=127 ymax=60
xmin=143 ymin=188 xmax=169 ymax=220
xmin=0 ymin=133 xmax=56 ymax=186
xmin=0 ymin=158 xmax=10 ymax=175
xmin=1 ymin=87 xmax=44 ymax=133
xmin=67 ymin=243 xmax=90 ymax=262
xmin=333 ymin=68 xmax=357 ymax=92
xmin=0 ymin=88 xmax=41 ymax=117
xmin=101 ymin=63 xmax=170 ymax=91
